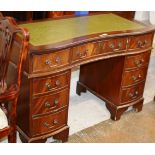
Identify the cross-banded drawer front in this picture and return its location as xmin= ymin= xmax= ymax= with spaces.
xmin=32 ymin=89 xmax=69 ymax=116
xmin=33 ymin=71 xmax=70 ymax=95
xmin=121 ymin=82 xmax=145 ymax=104
xmin=100 ymin=37 xmax=127 ymax=53
xmin=128 ymin=33 xmax=153 ymax=50
xmin=122 ymin=67 xmax=147 ymax=87
xmin=72 ymin=42 xmax=98 ymax=62
xmin=32 ymin=109 xmax=68 ymax=136
xmin=32 ymin=49 xmax=70 ymax=73
xmin=124 ymin=51 xmax=150 ymax=70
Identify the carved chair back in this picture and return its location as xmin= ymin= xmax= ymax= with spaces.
xmin=0 ymin=17 xmax=29 ymax=93
xmin=0 ymin=16 xmax=29 ymax=142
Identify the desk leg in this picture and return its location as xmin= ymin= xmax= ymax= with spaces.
xmin=76 ymin=81 xmax=87 ymax=96
xmin=53 ymin=127 xmax=69 ymax=142
xmin=105 ymin=103 xmax=128 ymax=121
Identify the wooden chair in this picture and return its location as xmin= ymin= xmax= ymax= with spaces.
xmin=0 ymin=16 xmax=29 ymax=142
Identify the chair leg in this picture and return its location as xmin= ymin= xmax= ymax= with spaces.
xmin=8 ymin=128 xmax=16 ymax=143
xmin=8 ymin=98 xmax=17 ymax=143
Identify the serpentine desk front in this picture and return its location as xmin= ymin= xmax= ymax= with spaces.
xmin=9 ymin=14 xmax=155 ymax=142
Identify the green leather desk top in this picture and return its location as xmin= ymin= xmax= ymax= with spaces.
xmin=20 ymin=14 xmax=145 ymax=46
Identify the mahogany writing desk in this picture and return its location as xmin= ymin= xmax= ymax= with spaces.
xmin=9 ymin=14 xmax=155 ymax=142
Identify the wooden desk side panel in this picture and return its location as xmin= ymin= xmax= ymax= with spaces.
xmin=17 ymin=73 xmax=31 ymax=136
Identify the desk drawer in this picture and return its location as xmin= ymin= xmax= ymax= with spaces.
xmin=124 ymin=51 xmax=150 ymax=70
xmin=128 ymin=33 xmax=153 ymax=50
xmin=72 ymin=42 xmax=98 ymax=62
xmin=32 ymin=109 xmax=67 ymax=136
xmin=32 ymin=89 xmax=69 ymax=116
xmin=100 ymin=37 xmax=127 ymax=53
xmin=121 ymin=82 xmax=144 ymax=103
xmin=122 ymin=67 xmax=147 ymax=87
xmin=32 ymin=49 xmax=70 ymax=72
xmin=33 ymin=71 xmax=70 ymax=95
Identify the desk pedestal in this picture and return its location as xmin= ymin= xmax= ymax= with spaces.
xmin=77 ymin=52 xmax=150 ymax=120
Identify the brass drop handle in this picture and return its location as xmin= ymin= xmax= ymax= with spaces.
xmin=44 ymin=122 xmax=50 ymax=128
xmin=138 ymin=74 xmax=142 ymax=78
xmin=77 ymin=49 xmax=88 ymax=58
xmin=55 ymin=57 xmax=61 ymax=64
xmin=44 ymin=101 xmax=51 ymax=108
xmin=55 ymin=80 xmax=61 ymax=86
xmin=45 ymin=82 xmax=52 ymax=90
xmin=135 ymin=59 xmax=144 ymax=67
xmin=132 ymin=75 xmax=137 ymax=81
xmin=129 ymin=91 xmax=139 ymax=99
xmin=44 ymin=119 xmax=59 ymax=128
xmin=137 ymin=41 xmax=143 ymax=48
xmin=53 ymin=119 xmax=59 ymax=125
xmin=137 ymin=40 xmax=148 ymax=48
xmin=132 ymin=74 xmax=142 ymax=81
xmin=135 ymin=91 xmax=139 ymax=95
xmin=143 ymin=40 xmax=148 ymax=46
xmin=45 ymin=59 xmax=52 ymax=65
xmin=54 ymin=99 xmax=59 ymax=105
xmin=109 ymin=43 xmax=115 ymax=49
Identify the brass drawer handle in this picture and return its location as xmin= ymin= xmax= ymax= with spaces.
xmin=132 ymin=75 xmax=137 ymax=81
xmin=44 ymin=101 xmax=51 ymax=108
xmin=44 ymin=122 xmax=50 ymax=128
xmin=118 ymin=42 xmax=122 ymax=49
xmin=144 ymin=40 xmax=148 ymax=45
xmin=45 ymin=59 xmax=52 ymax=65
xmin=137 ymin=41 xmax=143 ymax=48
xmin=132 ymin=74 xmax=142 ymax=81
xmin=55 ymin=80 xmax=61 ymax=86
xmin=53 ymin=119 xmax=59 ymax=125
xmin=109 ymin=43 xmax=114 ymax=49
xmin=129 ymin=91 xmax=139 ymax=99
xmin=135 ymin=59 xmax=144 ymax=67
xmin=55 ymin=57 xmax=61 ymax=64
xmin=44 ymin=119 xmax=59 ymax=128
xmin=45 ymin=83 xmax=52 ymax=90
xmin=77 ymin=50 xmax=88 ymax=58
xmin=137 ymin=40 xmax=148 ymax=48
xmin=138 ymin=74 xmax=142 ymax=78
xmin=54 ymin=99 xmax=59 ymax=105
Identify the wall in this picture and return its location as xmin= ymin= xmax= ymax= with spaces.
xmin=135 ymin=11 xmax=150 ymax=21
